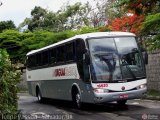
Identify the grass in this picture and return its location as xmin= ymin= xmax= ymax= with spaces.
xmin=147 ymin=89 xmax=160 ymax=97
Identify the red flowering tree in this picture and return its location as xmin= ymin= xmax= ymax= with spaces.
xmin=108 ymin=14 xmax=144 ymax=34
xmin=119 ymin=0 xmax=159 ymax=15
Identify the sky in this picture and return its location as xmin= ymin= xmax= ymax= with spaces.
xmin=0 ymin=0 xmax=95 ymax=26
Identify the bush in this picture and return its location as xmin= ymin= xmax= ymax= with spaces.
xmin=0 ymin=27 xmax=99 ymax=63
xmin=0 ymin=49 xmax=21 ymax=119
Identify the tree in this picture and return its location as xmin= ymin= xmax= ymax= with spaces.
xmin=109 ymin=14 xmax=144 ymax=34
xmin=117 ymin=0 xmax=160 ymax=50
xmin=19 ymin=6 xmax=48 ymax=31
xmin=61 ymin=2 xmax=92 ymax=30
xmin=81 ymin=0 xmax=130 ymax=30
xmin=0 ymin=20 xmax=16 ymax=33
xmin=19 ymin=2 xmax=96 ymax=32
xmin=0 ymin=30 xmax=22 ymax=62
xmin=141 ymin=13 xmax=160 ymax=50
xmin=104 ymin=0 xmax=127 ymax=19
xmin=28 ymin=6 xmax=47 ymax=31
xmin=141 ymin=13 xmax=160 ymax=35
xmin=117 ymin=0 xmax=160 ymax=15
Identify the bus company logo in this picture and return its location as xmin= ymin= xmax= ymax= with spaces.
xmin=121 ymin=86 xmax=125 ymax=91
xmin=53 ymin=66 xmax=77 ymax=78
xmin=54 ymin=68 xmax=65 ymax=77
xmin=97 ymin=83 xmax=108 ymax=88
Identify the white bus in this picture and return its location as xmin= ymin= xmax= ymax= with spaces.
xmin=26 ymin=32 xmax=147 ymax=108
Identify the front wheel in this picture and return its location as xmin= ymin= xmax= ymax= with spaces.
xmin=37 ymin=89 xmax=44 ymax=103
xmin=73 ymin=92 xmax=83 ymax=109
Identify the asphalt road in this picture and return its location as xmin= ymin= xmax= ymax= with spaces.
xmin=18 ymin=93 xmax=160 ymax=120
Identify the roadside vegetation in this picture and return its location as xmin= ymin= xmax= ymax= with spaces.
xmin=147 ymin=89 xmax=160 ymax=97
xmin=0 ymin=49 xmax=21 ymax=119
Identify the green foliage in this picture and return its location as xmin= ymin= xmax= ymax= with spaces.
xmin=28 ymin=6 xmax=47 ymax=31
xmin=0 ymin=20 xmax=16 ymax=33
xmin=145 ymin=34 xmax=160 ymax=51
xmin=116 ymin=0 xmax=160 ymax=51
xmin=0 ymin=30 xmax=22 ymax=43
xmin=0 ymin=27 xmax=98 ymax=63
xmin=141 ymin=13 xmax=160 ymax=35
xmin=0 ymin=49 xmax=21 ymax=119
xmin=0 ymin=30 xmax=23 ymax=62
xmin=19 ymin=2 xmax=98 ymax=32
xmin=141 ymin=13 xmax=160 ymax=51
xmin=77 ymin=27 xmax=99 ymax=34
xmin=147 ymin=89 xmax=160 ymax=97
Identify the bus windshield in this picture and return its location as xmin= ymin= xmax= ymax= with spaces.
xmin=88 ymin=37 xmax=145 ymax=82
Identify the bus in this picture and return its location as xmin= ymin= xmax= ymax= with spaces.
xmin=26 ymin=32 xmax=147 ymax=108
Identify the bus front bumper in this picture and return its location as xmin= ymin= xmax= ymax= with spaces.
xmin=93 ymin=88 xmax=147 ymax=103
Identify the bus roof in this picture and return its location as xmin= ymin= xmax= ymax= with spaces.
xmin=27 ymin=32 xmax=135 ymax=56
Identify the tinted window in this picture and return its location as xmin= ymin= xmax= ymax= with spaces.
xmin=57 ymin=45 xmax=66 ymax=62
xmin=66 ymin=42 xmax=75 ymax=61
xmin=41 ymin=51 xmax=49 ymax=65
xmin=49 ymin=48 xmax=57 ymax=64
xmin=76 ymin=39 xmax=85 ymax=60
xmin=28 ymin=55 xmax=36 ymax=68
xmin=76 ymin=39 xmax=86 ymax=79
xmin=36 ymin=53 xmax=42 ymax=66
xmin=27 ymin=56 xmax=31 ymax=68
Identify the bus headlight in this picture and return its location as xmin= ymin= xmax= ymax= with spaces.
xmin=93 ymin=88 xmax=109 ymax=93
xmin=137 ymin=84 xmax=146 ymax=89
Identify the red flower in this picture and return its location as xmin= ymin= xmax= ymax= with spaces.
xmin=106 ymin=14 xmax=144 ymax=34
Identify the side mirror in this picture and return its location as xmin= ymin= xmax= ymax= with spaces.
xmin=143 ymin=51 xmax=148 ymax=65
xmin=140 ymin=47 xmax=148 ymax=65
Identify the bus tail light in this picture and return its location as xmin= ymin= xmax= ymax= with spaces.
xmin=93 ymin=88 xmax=109 ymax=93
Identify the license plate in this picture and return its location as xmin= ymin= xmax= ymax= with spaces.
xmin=119 ymin=94 xmax=128 ymax=99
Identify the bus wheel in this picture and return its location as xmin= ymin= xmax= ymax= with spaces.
xmin=76 ymin=93 xmax=81 ymax=108
xmin=74 ymin=92 xmax=83 ymax=109
xmin=117 ymin=100 xmax=127 ymax=106
xmin=36 ymin=88 xmax=43 ymax=103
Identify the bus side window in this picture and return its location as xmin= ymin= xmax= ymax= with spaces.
xmin=49 ymin=48 xmax=57 ymax=64
xmin=76 ymin=39 xmax=86 ymax=79
xmin=66 ymin=42 xmax=75 ymax=62
xmin=36 ymin=53 xmax=42 ymax=66
xmin=41 ymin=51 xmax=49 ymax=66
xmin=27 ymin=56 xmax=31 ymax=68
xmin=30 ymin=55 xmax=36 ymax=68
xmin=57 ymin=45 xmax=66 ymax=63
xmin=76 ymin=39 xmax=85 ymax=60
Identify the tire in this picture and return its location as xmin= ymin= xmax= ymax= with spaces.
xmin=117 ymin=100 xmax=127 ymax=106
xmin=73 ymin=91 xmax=83 ymax=109
xmin=37 ymin=88 xmax=44 ymax=103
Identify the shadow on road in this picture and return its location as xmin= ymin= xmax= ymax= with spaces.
xmin=33 ymin=98 xmax=146 ymax=114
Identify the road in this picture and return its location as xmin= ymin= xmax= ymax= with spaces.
xmin=18 ymin=93 xmax=160 ymax=120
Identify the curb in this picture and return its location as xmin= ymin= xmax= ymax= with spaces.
xmin=142 ymin=95 xmax=160 ymax=101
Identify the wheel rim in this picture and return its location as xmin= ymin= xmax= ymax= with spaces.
xmin=76 ymin=93 xmax=81 ymax=107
